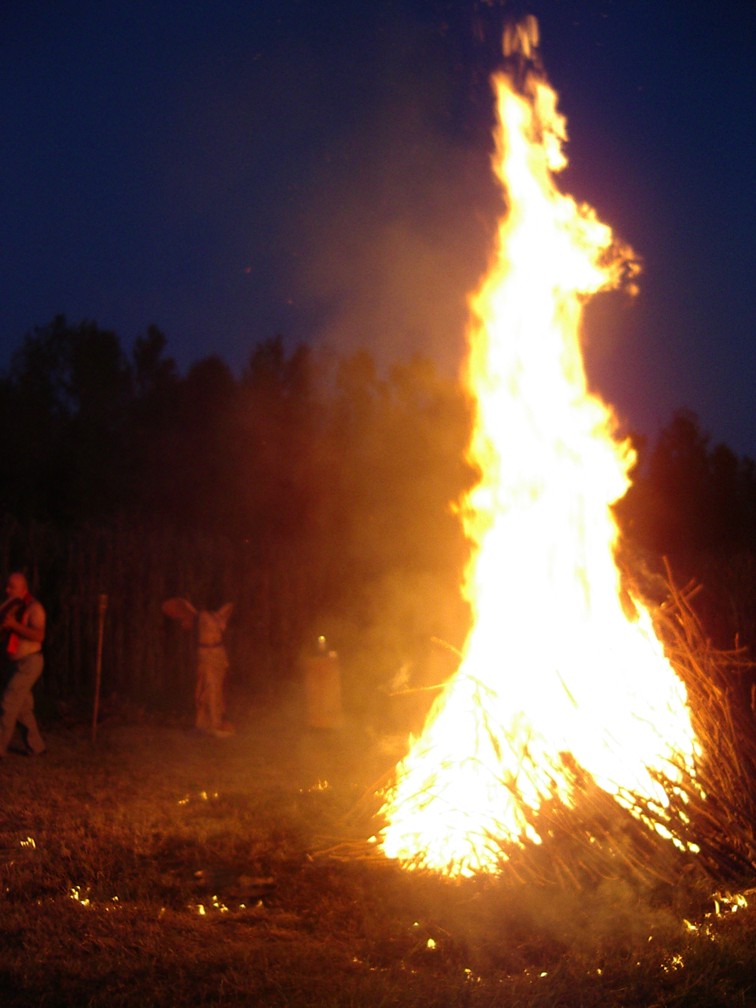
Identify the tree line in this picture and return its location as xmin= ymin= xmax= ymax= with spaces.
xmin=1 ymin=315 xmax=754 ymax=715
xmin=0 ymin=316 xmax=474 ymax=716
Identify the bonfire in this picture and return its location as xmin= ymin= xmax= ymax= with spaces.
xmin=374 ymin=18 xmax=756 ymax=885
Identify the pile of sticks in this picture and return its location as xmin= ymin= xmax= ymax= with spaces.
xmin=328 ymin=562 xmax=756 ymax=891
xmin=643 ymin=562 xmax=756 ymax=881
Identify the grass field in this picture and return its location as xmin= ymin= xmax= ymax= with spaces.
xmin=1 ymin=704 xmax=755 ymax=1007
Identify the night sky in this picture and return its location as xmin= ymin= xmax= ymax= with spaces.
xmin=2 ymin=1 xmax=754 ymax=454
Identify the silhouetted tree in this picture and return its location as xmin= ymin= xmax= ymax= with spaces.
xmin=167 ymin=355 xmax=240 ymax=533
xmin=125 ymin=325 xmax=183 ymax=524
xmin=620 ymin=409 xmax=756 ymax=563
xmin=65 ymin=320 xmax=133 ymax=518
xmin=1 ymin=316 xmax=132 ymax=522
xmin=238 ymin=335 xmax=321 ymax=541
xmin=132 ymin=324 xmax=178 ymax=401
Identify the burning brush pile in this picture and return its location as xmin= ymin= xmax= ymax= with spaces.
xmin=336 ymin=19 xmax=756 ymax=891
xmin=368 ymin=571 xmax=756 ymax=891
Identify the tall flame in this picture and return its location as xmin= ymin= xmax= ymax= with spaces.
xmin=379 ymin=20 xmax=699 ymax=877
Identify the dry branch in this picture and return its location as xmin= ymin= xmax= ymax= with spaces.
xmin=326 ymin=563 xmax=756 ymax=891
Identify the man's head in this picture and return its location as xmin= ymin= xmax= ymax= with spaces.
xmin=6 ymin=572 xmax=29 ymax=600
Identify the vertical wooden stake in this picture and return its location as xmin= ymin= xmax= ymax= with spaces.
xmin=92 ymin=593 xmax=108 ymax=743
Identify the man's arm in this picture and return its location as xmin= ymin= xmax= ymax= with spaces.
xmin=3 ymin=602 xmax=45 ymax=643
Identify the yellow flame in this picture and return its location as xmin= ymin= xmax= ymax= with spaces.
xmin=379 ymin=21 xmax=699 ymax=877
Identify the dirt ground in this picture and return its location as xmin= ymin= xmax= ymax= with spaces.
xmin=2 ymin=702 xmax=756 ymax=1008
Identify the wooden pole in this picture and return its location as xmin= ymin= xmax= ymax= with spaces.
xmin=91 ymin=593 xmax=108 ymax=743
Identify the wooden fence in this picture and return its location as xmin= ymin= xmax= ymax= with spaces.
xmin=4 ymin=515 xmax=754 ymax=728
xmin=0 ymin=515 xmax=325 ymax=717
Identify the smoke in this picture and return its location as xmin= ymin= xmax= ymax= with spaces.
xmin=296 ymin=200 xmax=485 ymax=378
xmin=281 ymin=10 xmax=501 ymax=379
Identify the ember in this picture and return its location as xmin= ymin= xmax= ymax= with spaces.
xmin=379 ymin=18 xmax=700 ymax=877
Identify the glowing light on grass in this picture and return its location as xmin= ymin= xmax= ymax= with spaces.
xmin=69 ymin=886 xmax=91 ymax=907
xmin=661 ymin=954 xmax=685 ymax=973
xmin=67 ymin=886 xmax=122 ymax=911
xmin=379 ymin=18 xmax=700 ymax=877
xmin=300 ymin=779 xmax=330 ymax=793
xmin=682 ymin=888 xmax=752 ymax=935
xmin=712 ymin=890 xmax=750 ymax=915
xmin=177 ymin=790 xmax=219 ymax=806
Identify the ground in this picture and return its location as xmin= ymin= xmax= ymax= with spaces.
xmin=1 ymin=704 xmax=755 ymax=1007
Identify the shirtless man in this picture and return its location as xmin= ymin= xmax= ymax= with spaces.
xmin=0 ymin=572 xmax=46 ymax=757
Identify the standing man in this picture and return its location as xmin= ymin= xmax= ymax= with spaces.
xmin=195 ymin=603 xmax=234 ymax=738
xmin=0 ymin=571 xmax=46 ymax=758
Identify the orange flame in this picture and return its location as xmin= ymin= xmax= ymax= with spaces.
xmin=379 ymin=20 xmax=699 ymax=878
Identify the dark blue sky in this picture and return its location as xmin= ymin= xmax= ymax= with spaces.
xmin=2 ymin=1 xmax=754 ymax=454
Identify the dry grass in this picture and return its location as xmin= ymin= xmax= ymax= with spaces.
xmin=1 ymin=699 xmax=755 ymax=1008
xmin=651 ymin=564 xmax=756 ymax=875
